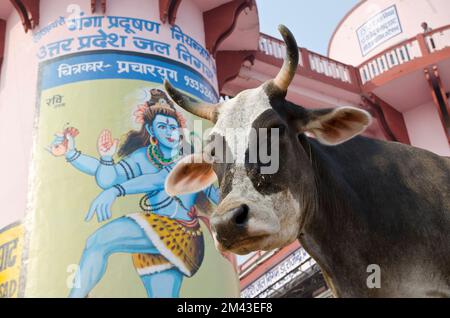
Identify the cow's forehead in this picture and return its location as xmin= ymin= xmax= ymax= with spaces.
xmin=211 ymin=86 xmax=271 ymax=136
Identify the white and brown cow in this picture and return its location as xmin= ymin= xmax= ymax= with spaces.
xmin=163 ymin=26 xmax=450 ymax=297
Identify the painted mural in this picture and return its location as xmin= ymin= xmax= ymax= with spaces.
xmin=21 ymin=10 xmax=239 ymax=298
xmin=47 ymin=87 xmax=220 ymax=298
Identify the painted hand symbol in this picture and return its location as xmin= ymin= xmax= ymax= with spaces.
xmin=97 ymin=129 xmax=119 ymax=158
xmin=85 ymin=187 xmax=119 ymax=222
xmin=49 ymin=127 xmax=79 ymax=157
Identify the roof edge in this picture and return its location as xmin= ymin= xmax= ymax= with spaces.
xmin=327 ymin=0 xmax=368 ymax=57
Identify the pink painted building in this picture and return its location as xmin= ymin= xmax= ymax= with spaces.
xmin=0 ymin=0 xmax=449 ymax=298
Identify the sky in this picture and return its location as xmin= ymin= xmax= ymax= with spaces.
xmin=236 ymin=0 xmax=360 ymax=265
xmin=256 ymin=0 xmax=360 ymax=55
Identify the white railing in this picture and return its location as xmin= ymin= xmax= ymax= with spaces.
xmin=309 ymin=52 xmax=352 ymax=83
xmin=426 ymin=27 xmax=450 ymax=53
xmin=259 ymin=34 xmax=358 ymax=85
xmin=359 ymin=40 xmax=423 ymax=84
xmin=260 ymin=25 xmax=450 ymax=87
xmin=259 ymin=35 xmax=286 ymax=59
xmin=359 ymin=24 xmax=450 ymax=85
xmin=258 ymin=34 xmax=303 ymax=67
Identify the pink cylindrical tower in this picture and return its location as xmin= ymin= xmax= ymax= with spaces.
xmin=0 ymin=0 xmax=259 ymax=298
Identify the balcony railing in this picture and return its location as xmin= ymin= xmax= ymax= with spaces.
xmin=359 ymin=24 xmax=450 ymax=85
xmin=359 ymin=39 xmax=423 ymax=84
xmin=259 ymin=34 xmax=303 ymax=67
xmin=426 ymin=25 xmax=450 ymax=53
xmin=308 ymin=51 xmax=352 ymax=84
xmin=259 ymin=24 xmax=450 ymax=89
xmin=258 ymin=33 xmax=357 ymax=87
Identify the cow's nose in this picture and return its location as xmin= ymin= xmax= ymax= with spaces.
xmin=230 ymin=204 xmax=249 ymax=227
xmin=211 ymin=204 xmax=250 ymax=242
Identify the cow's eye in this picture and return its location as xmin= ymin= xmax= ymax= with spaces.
xmin=203 ymin=144 xmax=217 ymax=163
xmin=205 ymin=147 xmax=216 ymax=162
xmin=205 ymin=133 xmax=227 ymax=163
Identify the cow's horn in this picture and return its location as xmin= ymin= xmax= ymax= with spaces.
xmin=273 ymin=25 xmax=299 ymax=92
xmin=164 ymin=80 xmax=219 ymax=123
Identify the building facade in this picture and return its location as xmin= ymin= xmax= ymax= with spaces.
xmin=0 ymin=0 xmax=449 ymax=298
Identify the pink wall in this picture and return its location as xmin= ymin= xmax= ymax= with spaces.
xmin=0 ymin=12 xmax=38 ymax=228
xmin=403 ymin=101 xmax=450 ymax=156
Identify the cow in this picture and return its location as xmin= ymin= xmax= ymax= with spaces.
xmin=162 ymin=25 xmax=450 ymax=297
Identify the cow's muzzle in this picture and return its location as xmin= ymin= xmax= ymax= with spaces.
xmin=211 ymin=204 xmax=249 ymax=246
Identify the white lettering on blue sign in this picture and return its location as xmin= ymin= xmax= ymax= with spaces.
xmin=40 ymin=52 xmax=219 ymax=103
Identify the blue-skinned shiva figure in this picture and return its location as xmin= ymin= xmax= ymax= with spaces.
xmin=49 ymin=89 xmax=219 ymax=298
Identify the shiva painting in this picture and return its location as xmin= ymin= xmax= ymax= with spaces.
xmin=48 ymin=88 xmax=219 ymax=298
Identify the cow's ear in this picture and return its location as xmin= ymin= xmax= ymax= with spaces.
xmin=165 ymin=154 xmax=218 ymax=196
xmin=302 ymin=107 xmax=372 ymax=145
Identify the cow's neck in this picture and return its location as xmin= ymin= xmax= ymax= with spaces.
xmin=297 ymin=136 xmax=370 ymax=297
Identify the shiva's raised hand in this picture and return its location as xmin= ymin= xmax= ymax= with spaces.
xmin=85 ymin=187 xmax=119 ymax=222
xmin=49 ymin=127 xmax=79 ymax=157
xmin=97 ymin=129 xmax=119 ymax=158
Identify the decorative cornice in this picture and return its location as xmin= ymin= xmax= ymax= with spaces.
xmin=424 ymin=66 xmax=450 ymax=142
xmin=159 ymin=0 xmax=182 ymax=25
xmin=216 ymin=50 xmax=255 ymax=92
xmin=10 ymin=0 xmax=39 ymax=32
xmin=91 ymin=0 xmax=107 ymax=14
xmin=362 ymin=94 xmax=411 ymax=144
xmin=203 ymin=0 xmax=254 ymax=55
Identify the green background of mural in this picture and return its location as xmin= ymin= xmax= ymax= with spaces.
xmin=24 ymin=79 xmax=240 ymax=297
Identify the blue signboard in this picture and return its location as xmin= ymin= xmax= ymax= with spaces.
xmin=40 ymin=50 xmax=219 ymax=103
